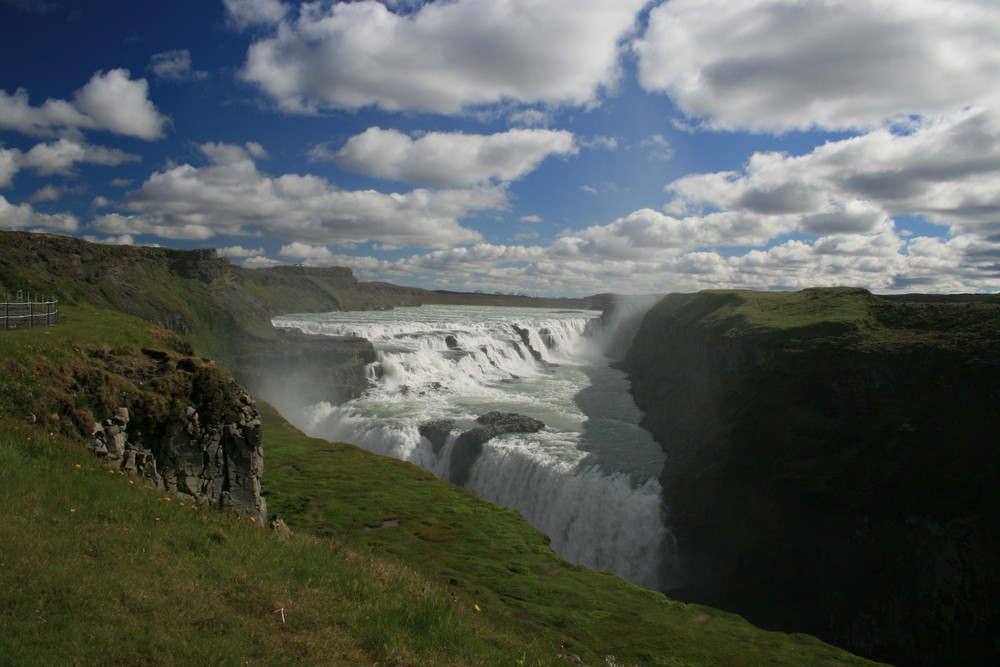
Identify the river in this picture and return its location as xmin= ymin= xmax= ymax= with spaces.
xmin=271 ymin=304 xmax=669 ymax=589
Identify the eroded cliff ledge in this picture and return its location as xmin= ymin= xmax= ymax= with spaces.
xmin=622 ymin=287 xmax=1000 ymax=666
xmin=6 ymin=327 xmax=268 ymax=522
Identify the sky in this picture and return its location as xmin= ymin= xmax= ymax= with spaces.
xmin=2 ymin=0 xmax=1000 ymax=297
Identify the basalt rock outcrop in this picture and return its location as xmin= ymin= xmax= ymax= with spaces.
xmin=420 ymin=412 xmax=546 ymax=487
xmin=622 ymin=288 xmax=1000 ymax=666
xmin=49 ymin=341 xmax=270 ymax=522
xmin=88 ymin=392 xmax=266 ymax=522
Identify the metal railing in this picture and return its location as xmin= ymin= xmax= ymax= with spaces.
xmin=1 ymin=291 xmax=59 ymax=330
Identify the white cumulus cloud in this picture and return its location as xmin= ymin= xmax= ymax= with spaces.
xmin=219 ymin=245 xmax=266 ymax=257
xmin=665 ymin=108 xmax=1000 ymax=241
xmin=0 ymin=147 xmax=20 ymax=187
xmin=92 ymin=142 xmax=501 ymax=247
xmin=21 ymin=137 xmax=140 ymax=175
xmin=0 ymin=69 xmax=168 ymax=139
xmin=0 ymin=194 xmax=78 ymax=232
xmin=636 ymin=0 xmax=1000 ymax=132
xmin=239 ymin=0 xmax=648 ymax=114
xmin=329 ymin=127 xmax=577 ymax=186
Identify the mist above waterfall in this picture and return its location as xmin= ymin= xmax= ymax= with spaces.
xmin=271 ymin=304 xmax=669 ymax=589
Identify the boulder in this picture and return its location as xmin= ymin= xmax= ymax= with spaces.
xmin=448 ymin=412 xmax=545 ymax=487
xmin=418 ymin=419 xmax=457 ymax=454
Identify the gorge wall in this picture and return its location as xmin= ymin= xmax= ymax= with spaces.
xmin=12 ymin=333 xmax=270 ymax=522
xmin=622 ymin=288 xmax=1000 ymax=666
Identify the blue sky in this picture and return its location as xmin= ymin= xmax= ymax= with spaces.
xmin=2 ymin=0 xmax=1000 ymax=296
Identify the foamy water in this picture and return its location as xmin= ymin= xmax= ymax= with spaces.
xmin=271 ymin=304 xmax=669 ymax=589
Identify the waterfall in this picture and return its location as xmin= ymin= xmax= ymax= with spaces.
xmin=272 ymin=305 xmax=669 ymax=590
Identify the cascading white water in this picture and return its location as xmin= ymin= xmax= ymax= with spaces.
xmin=271 ymin=304 xmax=669 ymax=590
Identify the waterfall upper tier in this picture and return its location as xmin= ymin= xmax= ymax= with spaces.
xmin=270 ymin=304 xmax=669 ymax=589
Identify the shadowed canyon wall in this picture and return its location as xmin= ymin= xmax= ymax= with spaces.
xmin=622 ymin=288 xmax=1000 ymax=666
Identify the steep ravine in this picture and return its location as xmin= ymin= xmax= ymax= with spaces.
xmin=621 ymin=288 xmax=1000 ymax=666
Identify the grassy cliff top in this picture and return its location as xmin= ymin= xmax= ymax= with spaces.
xmin=649 ymin=287 xmax=1000 ymax=354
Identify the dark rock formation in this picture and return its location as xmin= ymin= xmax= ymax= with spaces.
xmin=449 ymin=412 xmax=545 ymax=487
xmin=512 ymin=324 xmax=544 ymax=363
xmin=512 ymin=324 xmax=559 ymax=367
xmin=86 ymin=365 xmax=267 ymax=522
xmin=476 ymin=411 xmax=546 ymax=432
xmin=418 ymin=419 xmax=457 ymax=455
xmin=234 ymin=329 xmax=377 ymax=411
xmin=621 ymin=289 xmax=1000 ymax=666
xmin=419 ymin=412 xmax=546 ymax=487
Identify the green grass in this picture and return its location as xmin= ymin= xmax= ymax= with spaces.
xmin=0 ymin=412 xmax=878 ymax=667
xmin=0 ymin=304 xmax=880 ymax=665
xmin=258 ymin=404 xmax=878 ymax=666
xmin=0 ymin=420 xmax=535 ymax=665
xmin=664 ymin=287 xmax=881 ymax=345
xmin=651 ymin=287 xmax=1000 ymax=357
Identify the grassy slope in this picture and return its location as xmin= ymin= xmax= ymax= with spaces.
xmin=665 ymin=286 xmax=1000 ymax=353
xmin=0 ymin=308 xmax=878 ymax=664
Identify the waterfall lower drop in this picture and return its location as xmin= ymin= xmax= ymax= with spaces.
xmin=272 ymin=304 xmax=670 ymax=590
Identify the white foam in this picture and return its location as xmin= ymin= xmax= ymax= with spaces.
xmin=274 ymin=305 xmax=670 ymax=589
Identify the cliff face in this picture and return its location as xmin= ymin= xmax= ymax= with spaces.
xmin=235 ymin=329 xmax=378 ymax=418
xmin=622 ymin=288 xmax=1000 ymax=666
xmin=85 ymin=353 xmax=267 ymax=522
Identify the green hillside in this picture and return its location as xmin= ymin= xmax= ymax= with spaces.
xmin=0 ymin=233 xmax=879 ymax=664
xmin=0 ymin=306 xmax=876 ymax=665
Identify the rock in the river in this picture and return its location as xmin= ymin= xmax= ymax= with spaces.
xmin=476 ymin=411 xmax=545 ymax=432
xmin=418 ymin=419 xmax=457 ymax=454
xmin=448 ymin=412 xmax=546 ymax=487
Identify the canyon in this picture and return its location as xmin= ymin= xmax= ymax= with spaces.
xmin=4 ymin=230 xmax=999 ymax=665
